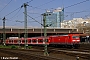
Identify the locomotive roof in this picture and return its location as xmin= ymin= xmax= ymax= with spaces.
xmin=49 ymin=35 xmax=68 ymax=37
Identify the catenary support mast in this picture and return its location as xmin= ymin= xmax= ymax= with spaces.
xmin=43 ymin=13 xmax=49 ymax=56
xmin=2 ymin=17 xmax=6 ymax=46
xmin=23 ymin=3 xmax=28 ymax=49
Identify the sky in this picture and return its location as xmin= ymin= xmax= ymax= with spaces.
xmin=0 ymin=0 xmax=90 ymax=27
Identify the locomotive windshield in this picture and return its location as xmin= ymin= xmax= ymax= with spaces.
xmin=72 ymin=36 xmax=79 ymax=39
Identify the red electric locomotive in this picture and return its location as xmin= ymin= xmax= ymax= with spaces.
xmin=48 ymin=34 xmax=80 ymax=48
xmin=5 ymin=34 xmax=80 ymax=48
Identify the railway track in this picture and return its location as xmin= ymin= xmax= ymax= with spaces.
xmin=0 ymin=48 xmax=87 ymax=60
xmin=49 ymin=48 xmax=90 ymax=59
xmin=49 ymin=45 xmax=90 ymax=60
xmin=0 ymin=48 xmax=62 ymax=60
xmin=0 ymin=43 xmax=89 ymax=60
xmin=17 ymin=47 xmax=89 ymax=60
xmin=31 ymin=44 xmax=90 ymax=60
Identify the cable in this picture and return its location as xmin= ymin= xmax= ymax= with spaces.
xmin=2 ymin=6 xmax=22 ymax=22
xmin=28 ymin=15 xmax=41 ymax=23
xmin=65 ymin=0 xmax=89 ymax=9
xmin=5 ymin=7 xmax=21 ymax=17
xmin=0 ymin=0 xmax=12 ymax=13
xmin=11 ymin=23 xmax=19 ymax=26
xmin=27 ymin=14 xmax=59 ymax=27
xmin=9 ymin=8 xmax=22 ymax=20
xmin=4 ymin=0 xmax=33 ymax=17
xmin=66 ymin=8 xmax=90 ymax=13
xmin=64 ymin=0 xmax=90 ymax=19
xmin=37 ymin=0 xmax=55 ymax=7
xmin=28 ymin=0 xmax=55 ymax=10
xmin=29 ymin=6 xmax=46 ymax=10
xmin=27 ymin=0 xmax=56 ymax=22
xmin=83 ymin=13 xmax=90 ymax=18
xmin=27 ymin=14 xmax=43 ymax=26
xmin=1 ymin=7 xmax=22 ymax=22
xmin=26 ymin=0 xmax=33 ymax=3
xmin=3 ymin=0 xmax=33 ymax=17
xmin=27 ymin=12 xmax=41 ymax=14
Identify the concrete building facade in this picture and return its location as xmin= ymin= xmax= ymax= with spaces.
xmin=61 ymin=18 xmax=90 ymax=28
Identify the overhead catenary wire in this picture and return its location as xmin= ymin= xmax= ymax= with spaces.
xmin=83 ymin=13 xmax=90 ymax=18
xmin=27 ymin=14 xmax=59 ymax=27
xmin=29 ymin=6 xmax=46 ymax=10
xmin=66 ymin=7 xmax=90 ymax=13
xmin=64 ymin=0 xmax=89 ymax=9
xmin=63 ymin=0 xmax=90 ymax=19
xmin=1 ymin=7 xmax=22 ymax=22
xmin=1 ymin=0 xmax=55 ymax=22
xmin=26 ymin=0 xmax=56 ymax=26
xmin=27 ymin=12 xmax=41 ymax=14
xmin=1 ymin=0 xmax=89 ymax=27
xmin=3 ymin=0 xmax=33 ymax=17
xmin=28 ymin=15 xmax=41 ymax=21
xmin=26 ymin=0 xmax=33 ymax=4
xmin=3 ymin=0 xmax=33 ymax=21
xmin=9 ymin=8 xmax=22 ymax=20
xmin=27 ymin=0 xmax=90 ymax=27
xmin=3 ymin=0 xmax=54 ymax=17
xmin=28 ymin=0 xmax=55 ymax=10
xmin=5 ymin=7 xmax=22 ymax=17
xmin=0 ymin=0 xmax=12 ymax=13
xmin=36 ymin=0 xmax=55 ymax=7
xmin=28 ymin=0 xmax=90 ymax=21
xmin=27 ymin=14 xmax=43 ymax=26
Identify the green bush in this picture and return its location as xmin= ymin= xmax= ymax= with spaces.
xmin=28 ymin=46 xmax=32 ymax=49
xmin=11 ymin=45 xmax=17 ymax=49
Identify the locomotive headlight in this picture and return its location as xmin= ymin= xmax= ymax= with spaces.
xmin=72 ymin=40 xmax=80 ymax=42
xmin=77 ymin=40 xmax=80 ymax=41
xmin=72 ymin=40 xmax=76 ymax=41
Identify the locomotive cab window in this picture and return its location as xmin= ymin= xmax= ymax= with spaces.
xmin=72 ymin=36 xmax=79 ymax=39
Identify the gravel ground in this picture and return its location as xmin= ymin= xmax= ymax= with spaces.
xmin=0 ymin=43 xmax=89 ymax=60
xmin=0 ymin=48 xmax=88 ymax=60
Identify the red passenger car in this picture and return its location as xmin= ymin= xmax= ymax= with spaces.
xmin=5 ymin=36 xmax=49 ymax=45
